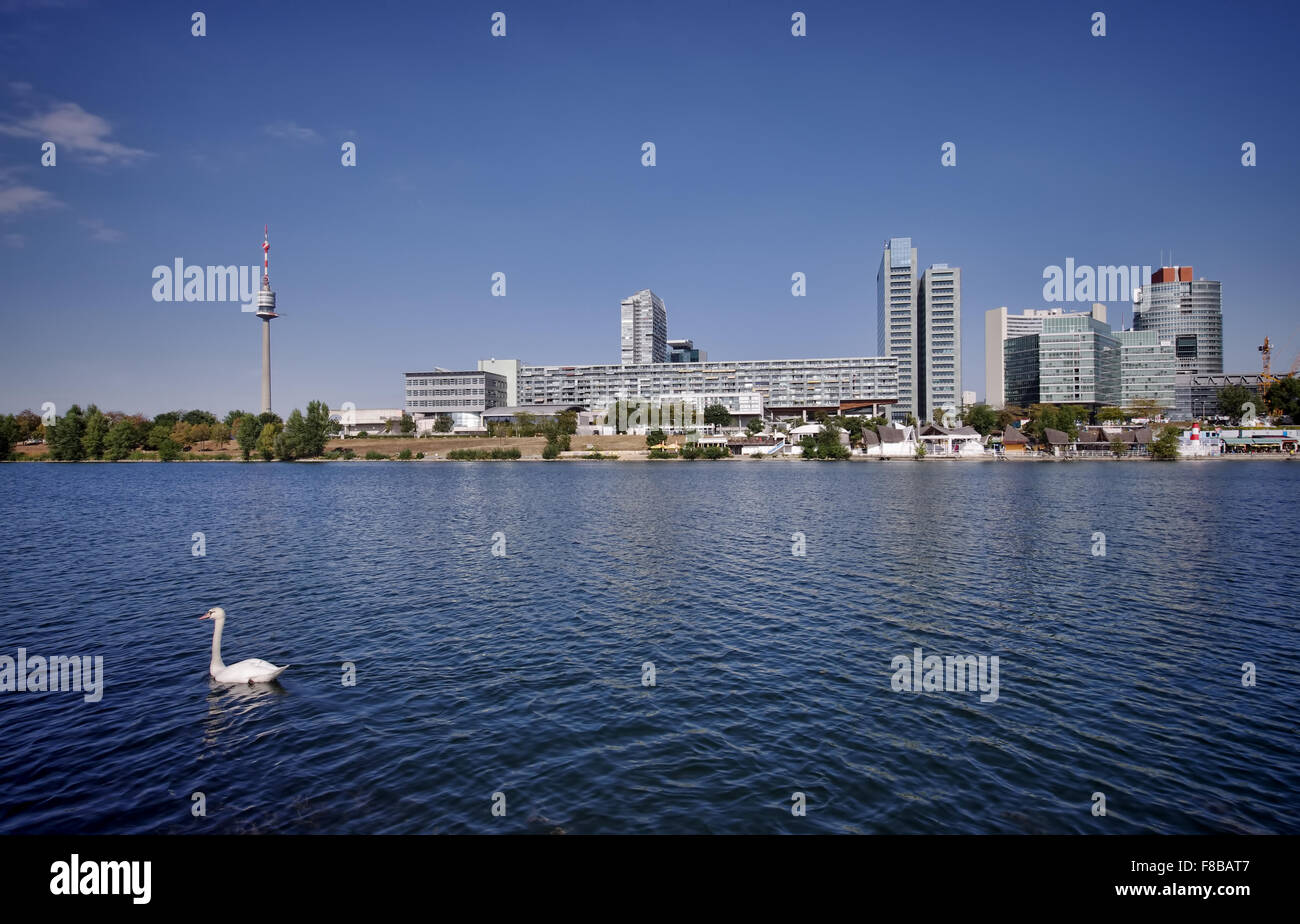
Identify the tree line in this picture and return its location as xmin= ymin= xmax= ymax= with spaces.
xmin=1 ymin=401 xmax=336 ymax=462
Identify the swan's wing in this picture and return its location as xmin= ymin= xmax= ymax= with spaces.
xmin=228 ymin=658 xmax=279 ymax=673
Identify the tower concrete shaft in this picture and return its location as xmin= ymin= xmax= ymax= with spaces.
xmin=261 ymin=317 xmax=272 ymax=414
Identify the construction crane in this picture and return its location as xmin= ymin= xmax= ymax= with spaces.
xmin=1259 ymin=337 xmax=1272 ymax=377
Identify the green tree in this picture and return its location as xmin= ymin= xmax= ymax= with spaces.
xmin=275 ymin=409 xmax=307 ymax=460
xmin=182 ymin=409 xmax=217 ymax=427
xmin=1263 ymin=377 xmax=1300 ymax=423
xmin=746 ymin=418 xmax=765 ymax=435
xmin=646 ymin=428 xmax=667 ymax=448
xmin=103 ymin=419 xmax=137 ymax=461
xmin=1149 ymin=426 xmax=1181 ymax=461
xmin=256 ymin=423 xmax=277 ymax=461
xmin=152 ymin=410 xmax=183 ymax=431
xmin=0 ymin=414 xmax=16 ymax=458
xmin=236 ymin=415 xmax=260 ymax=461
xmin=995 ymin=405 xmax=1028 ymax=431
xmin=1110 ymin=438 xmax=1127 ymax=457
xmin=963 ymin=403 xmax=997 ymax=436
xmin=146 ymin=424 xmax=172 ymax=450
xmin=1097 ymin=406 xmax=1127 ymax=424
xmin=904 ymin=413 xmax=918 ymax=428
xmin=157 ymin=437 xmax=182 ymax=461
xmin=49 ymin=405 xmax=87 ymax=460
xmin=1126 ymin=398 xmax=1165 ymax=421
xmin=303 ymin=400 xmax=332 ymax=456
xmin=400 ymin=411 xmax=416 ymax=434
xmin=81 ymin=405 xmax=108 ymax=459
xmin=555 ymin=410 xmax=578 ymax=435
xmin=434 ymin=414 xmax=452 ymax=433
xmin=223 ymin=409 xmax=250 ymax=428
xmin=14 ymin=409 xmax=42 ymax=442
xmin=703 ymin=404 xmax=732 ymax=428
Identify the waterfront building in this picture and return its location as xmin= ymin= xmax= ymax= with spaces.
xmin=919 ymin=263 xmax=961 ymax=420
xmin=984 ymin=305 xmax=1106 ymax=409
xmin=916 ymin=423 xmax=985 ymax=456
xmin=961 ymin=390 xmax=977 ymax=408
xmin=620 ymin=289 xmax=668 ymax=364
xmin=403 ymin=369 xmax=509 ymax=431
xmin=1133 ymin=266 xmax=1223 ymax=376
xmin=516 ymin=356 xmax=899 ymax=419
xmin=328 ymin=407 xmax=405 ymax=437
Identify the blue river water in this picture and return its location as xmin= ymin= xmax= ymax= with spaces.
xmin=1 ymin=460 xmax=1297 ymax=834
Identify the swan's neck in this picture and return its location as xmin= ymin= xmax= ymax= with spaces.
xmin=209 ymin=618 xmax=226 ymax=673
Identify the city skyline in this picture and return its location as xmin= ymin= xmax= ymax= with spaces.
xmin=2 ymin=0 xmax=1298 ymax=416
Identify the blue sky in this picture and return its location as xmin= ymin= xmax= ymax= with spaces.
xmin=1 ymin=0 xmax=1298 ymax=415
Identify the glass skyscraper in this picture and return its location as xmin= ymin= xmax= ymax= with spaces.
xmin=1133 ymin=266 xmax=1222 ymax=376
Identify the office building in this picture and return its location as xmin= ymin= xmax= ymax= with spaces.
xmin=984 ymin=305 xmax=1106 ymax=409
xmin=620 ymin=289 xmax=667 ymax=364
xmin=1003 ymin=315 xmax=1175 ymax=411
xmin=1115 ymin=330 xmax=1176 ymax=410
xmin=403 ymin=369 xmax=509 ymax=431
xmin=1133 ymin=266 xmax=1222 ymax=376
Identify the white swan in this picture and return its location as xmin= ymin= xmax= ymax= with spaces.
xmin=199 ymin=607 xmax=288 ymax=684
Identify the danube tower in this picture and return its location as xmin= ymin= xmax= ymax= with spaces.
xmin=255 ymin=225 xmax=279 ymax=413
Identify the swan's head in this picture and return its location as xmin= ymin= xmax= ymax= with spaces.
xmin=199 ymin=606 xmax=226 ymax=621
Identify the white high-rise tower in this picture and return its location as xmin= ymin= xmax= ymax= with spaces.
xmin=255 ymin=225 xmax=279 ymax=413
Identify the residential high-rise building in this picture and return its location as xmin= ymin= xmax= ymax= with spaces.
xmin=1133 ymin=266 xmax=1222 ymax=376
xmin=518 ymin=356 xmax=898 ymax=418
xmin=984 ymin=305 xmax=1106 ymax=409
xmin=877 ymin=240 xmax=962 ymax=423
xmin=620 ymin=289 xmax=667 ymax=364
xmin=919 ymin=263 xmax=961 ymax=421
xmin=877 ymin=238 xmax=919 ymax=421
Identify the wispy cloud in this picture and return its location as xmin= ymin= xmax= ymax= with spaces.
xmin=0 ymin=178 xmax=59 ymax=216
xmin=0 ymin=93 xmax=151 ymax=165
xmin=79 ymin=217 xmax=123 ymax=242
xmin=263 ymin=120 xmax=322 ymax=143
xmin=2 ymin=232 xmax=25 ymax=248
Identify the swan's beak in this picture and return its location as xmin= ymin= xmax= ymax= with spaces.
xmin=198 ymin=613 xmax=210 ymax=620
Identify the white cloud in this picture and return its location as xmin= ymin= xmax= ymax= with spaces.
xmin=0 ymin=99 xmax=151 ymax=165
xmin=3 ymin=232 xmax=25 ymax=248
xmin=0 ymin=181 xmax=58 ymax=215
xmin=264 ymin=120 xmax=322 ymax=143
xmin=79 ymin=217 xmax=123 ymax=242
